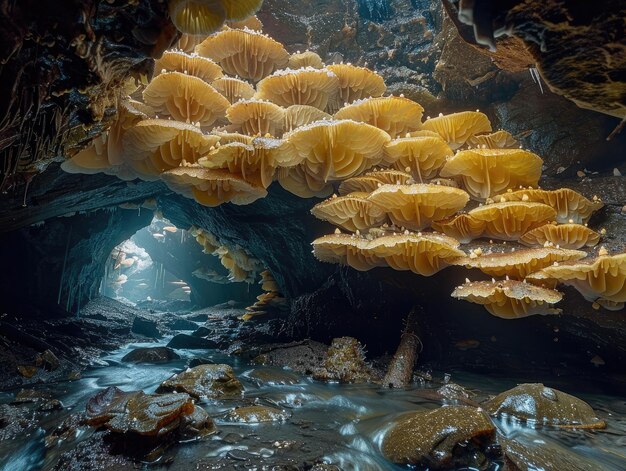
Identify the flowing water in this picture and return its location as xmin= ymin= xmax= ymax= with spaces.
xmin=1 ymin=332 xmax=625 ymax=470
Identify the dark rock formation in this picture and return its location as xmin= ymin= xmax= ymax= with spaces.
xmin=167 ymin=334 xmax=219 ymax=350
xmin=157 ymin=364 xmax=244 ymax=399
xmin=121 ymin=347 xmax=180 ymax=364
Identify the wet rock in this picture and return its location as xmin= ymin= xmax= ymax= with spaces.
xmin=192 ymin=326 xmax=212 ymax=337
xmin=382 ymin=405 xmax=496 ymax=468
xmin=121 ymin=347 xmax=180 ymax=364
xmin=45 ymin=413 xmax=82 ymax=449
xmin=178 ymin=406 xmax=216 ymax=439
xmin=188 ymin=357 xmax=214 ymax=368
xmin=53 ymin=432 xmax=137 ymax=471
xmin=312 ymin=337 xmax=374 ymax=383
xmin=484 ymin=383 xmax=606 ymax=429
xmin=246 ymin=367 xmax=301 ymax=386
xmin=166 ymin=319 xmax=199 ymax=331
xmin=167 ymin=334 xmax=218 ymax=350
xmin=501 ymin=436 xmax=601 ymax=471
xmin=186 ymin=313 xmax=209 ymax=322
xmin=157 ymin=364 xmax=243 ymax=399
xmin=225 ymin=405 xmax=290 ymax=423
xmin=13 ymin=389 xmax=52 ymax=404
xmin=253 ymin=340 xmax=328 ymax=375
xmin=17 ymin=365 xmax=38 ymax=378
xmin=0 ymin=404 xmax=37 ymax=440
xmin=131 ymin=316 xmax=161 ymax=339
xmin=38 ymin=349 xmax=61 ymax=371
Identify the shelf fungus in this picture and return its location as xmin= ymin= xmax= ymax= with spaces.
xmin=177 ymin=33 xmax=207 ymax=53
xmin=334 ymin=96 xmax=423 ymax=138
xmin=143 ymin=72 xmax=230 ymax=128
xmin=452 ymin=280 xmax=563 ymax=319
xmin=325 ymin=64 xmax=387 ymax=113
xmin=288 ymin=51 xmax=325 ymax=70
xmin=211 ymin=77 xmax=255 ymax=104
xmin=491 ymin=188 xmax=604 ymax=224
xmin=225 ymin=15 xmax=264 ymax=31
xmin=520 ymin=223 xmax=601 ymax=249
xmin=431 ymin=213 xmax=486 ymax=244
xmin=161 ymin=167 xmax=267 ymax=207
xmin=466 ymin=130 xmax=519 ymax=149
xmin=283 ymin=105 xmax=331 ymax=133
xmin=311 ymin=193 xmax=388 ymax=232
xmin=255 ymin=67 xmax=340 ymax=110
xmin=440 ymin=148 xmax=543 ymax=201
xmin=338 ymin=170 xmax=413 ymax=195
xmin=453 ymin=247 xmax=587 ymax=280
xmin=226 ymin=99 xmax=285 ymax=136
xmin=527 ymin=252 xmax=626 ymax=308
xmin=168 ymin=0 xmax=263 ymax=35
xmin=421 ymin=111 xmax=492 ymax=150
xmin=368 ymin=184 xmax=470 ymax=231
xmin=281 ymin=119 xmax=390 ymax=183
xmin=154 ymin=51 xmax=224 ymax=83
xmin=196 ymin=29 xmax=289 ymax=82
xmin=383 ymin=135 xmax=453 ymax=182
xmin=467 ymin=202 xmax=556 ymax=241
xmin=276 ymin=165 xmax=334 ymax=198
xmin=312 ymin=233 xmax=385 ymax=271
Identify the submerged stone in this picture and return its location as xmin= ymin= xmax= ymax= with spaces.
xmin=157 ymin=364 xmax=243 ymax=399
xmin=382 ymin=405 xmax=496 ymax=468
xmin=312 ymin=337 xmax=374 ymax=383
xmin=501 ymin=437 xmax=601 ymax=471
xmin=225 ymin=405 xmax=290 ymax=423
xmin=121 ymin=347 xmax=180 ymax=363
xmin=131 ymin=316 xmax=161 ymax=339
xmin=167 ymin=334 xmax=218 ymax=350
xmin=167 ymin=319 xmax=199 ymax=331
xmin=247 ymin=367 xmax=301 ymax=386
xmin=484 ymin=383 xmax=606 ymax=429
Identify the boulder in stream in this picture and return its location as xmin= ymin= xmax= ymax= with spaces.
xmin=157 ymin=364 xmax=243 ymax=399
xmin=225 ymin=405 xmax=290 ymax=423
xmin=167 ymin=334 xmax=218 ymax=350
xmin=121 ymin=347 xmax=180 ymax=363
xmin=131 ymin=316 xmax=161 ymax=339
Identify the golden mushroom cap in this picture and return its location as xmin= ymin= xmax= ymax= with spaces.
xmin=431 ymin=213 xmax=486 ymax=244
xmin=311 ymin=193 xmax=388 ymax=232
xmin=211 ymin=77 xmax=255 ymax=104
xmin=407 ymin=129 xmax=442 ymax=139
xmin=283 ymin=105 xmax=331 ymax=133
xmin=368 ymin=183 xmax=470 ymax=231
xmin=161 ymin=166 xmax=267 ymax=206
xmin=61 ymin=133 xmax=111 ymax=173
xmin=277 ymin=165 xmax=334 ymax=198
xmin=195 ymin=29 xmax=289 ymax=82
xmin=440 ymin=148 xmax=543 ymax=201
xmin=312 ymin=233 xmax=384 ymax=271
xmin=520 ymin=223 xmax=601 ymax=249
xmin=142 ymin=72 xmax=230 ymax=128
xmin=255 ymin=67 xmax=340 ymax=110
xmin=421 ymin=111 xmax=492 ymax=149
xmin=366 ymin=232 xmax=465 ymax=276
xmin=154 ymin=51 xmax=223 ymax=83
xmin=452 ymin=279 xmax=563 ymax=319
xmin=467 ymin=130 xmax=519 ymax=149
xmin=325 ymin=63 xmax=386 ymax=113
xmin=468 ymin=201 xmax=557 ymax=241
xmin=210 ymin=131 xmax=254 ymax=145
xmin=220 ymin=0 xmax=263 ymax=21
xmin=338 ymin=169 xmax=413 ymax=195
xmin=334 ymin=96 xmax=423 ymax=138
xmin=282 ymin=119 xmax=391 ymax=182
xmin=176 ymin=34 xmax=207 ymax=53
xmin=288 ymin=51 xmax=325 ymax=69
xmin=453 ymin=247 xmax=588 ymax=280
xmin=168 ymin=0 xmax=227 ymax=35
xmin=383 ymin=136 xmax=453 ymax=182
xmin=225 ymin=15 xmax=264 ymax=31
xmin=226 ymin=99 xmax=286 ymax=136
xmin=97 ymin=100 xmax=148 ymax=168
xmin=492 ymin=188 xmax=604 ymax=224
xmin=527 ymin=252 xmax=626 ymax=303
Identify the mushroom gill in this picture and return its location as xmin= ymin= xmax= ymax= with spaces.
xmin=453 ymin=247 xmax=588 ymax=280
xmin=276 ymin=165 xmax=334 ymax=198
xmin=467 ymin=130 xmax=519 ymax=149
xmin=142 ymin=72 xmax=230 ymax=128
xmin=311 ymin=193 xmax=388 ymax=232
xmin=312 ymin=233 xmax=384 ymax=271
xmin=211 ymin=77 xmax=255 ymax=104
xmin=225 ymin=15 xmax=264 ymax=31
xmin=368 ymin=183 xmax=470 ymax=231
xmin=195 ymin=28 xmax=289 ymax=82
xmin=520 ymin=223 xmax=601 ymax=249
xmin=168 ymin=0 xmax=227 ymax=35
xmin=338 ymin=169 xmax=413 ymax=195
xmin=452 ymin=280 xmax=563 ymax=319
xmin=283 ymin=105 xmax=331 ymax=133
xmin=255 ymin=67 xmax=340 ymax=110
xmin=288 ymin=51 xmax=325 ymax=70
xmin=431 ymin=213 xmax=486 ymax=244
xmin=226 ymin=99 xmax=285 ymax=136
xmin=325 ymin=63 xmax=386 ymax=113
xmin=334 ymin=96 xmax=423 ymax=138
xmin=421 ymin=111 xmax=492 ymax=150
xmin=492 ymin=188 xmax=604 ymax=224
xmin=467 ymin=202 xmax=557 ymax=241
xmin=383 ymin=135 xmax=453 ymax=182
xmin=154 ymin=51 xmax=223 ymax=83
xmin=439 ymin=148 xmax=543 ymax=201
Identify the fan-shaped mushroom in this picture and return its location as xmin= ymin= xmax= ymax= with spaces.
xmin=312 ymin=233 xmax=384 ymax=271
xmin=255 ymin=67 xmax=340 ymax=110
xmin=520 ymin=223 xmax=601 ymax=249
xmin=225 ymin=15 xmax=263 ymax=31
xmin=431 ymin=213 xmax=486 ymax=244
xmin=226 ymin=99 xmax=285 ymax=136
xmin=277 ymin=165 xmax=334 ymax=198
xmin=168 ymin=0 xmax=226 ymax=35
xmin=177 ymin=34 xmax=206 ymax=53
xmin=452 ymin=280 xmax=563 ymax=318
xmin=210 ymin=131 xmax=254 ymax=145
xmin=311 ymin=193 xmax=388 ymax=232
xmin=468 ymin=202 xmax=556 ymax=241
xmin=142 ymin=72 xmax=230 ymax=128
xmin=154 ymin=51 xmax=223 ymax=83
xmin=325 ymin=64 xmax=386 ymax=113
xmin=467 ymin=130 xmax=518 ymax=149
xmin=195 ymin=29 xmax=289 ymax=82
xmin=440 ymin=148 xmax=543 ymax=201
xmin=338 ymin=170 xmax=413 ymax=195
xmin=211 ymin=77 xmax=255 ymax=104
xmin=368 ymin=184 xmax=470 ymax=231
xmin=334 ymin=96 xmax=423 ymax=138
xmin=453 ymin=247 xmax=587 ymax=280
xmin=383 ymin=136 xmax=453 ymax=182
xmin=492 ymin=188 xmax=603 ymax=224
xmin=421 ymin=111 xmax=492 ymax=149
xmin=288 ymin=51 xmax=325 ymax=69
xmin=283 ymin=105 xmax=331 ymax=133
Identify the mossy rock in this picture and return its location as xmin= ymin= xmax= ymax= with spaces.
xmin=157 ymin=364 xmax=243 ymax=399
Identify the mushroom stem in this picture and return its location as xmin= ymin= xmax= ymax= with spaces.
xmin=382 ymin=306 xmax=423 ymax=388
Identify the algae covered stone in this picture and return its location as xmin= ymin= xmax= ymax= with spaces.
xmin=157 ymin=364 xmax=243 ymax=399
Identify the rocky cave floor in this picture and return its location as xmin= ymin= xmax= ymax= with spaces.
xmin=1 ymin=297 xmax=625 ymax=470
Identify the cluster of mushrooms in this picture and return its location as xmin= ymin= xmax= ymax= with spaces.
xmin=60 ymin=1 xmax=625 ymax=319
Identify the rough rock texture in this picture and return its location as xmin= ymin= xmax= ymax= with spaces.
xmin=157 ymin=364 xmax=244 ymax=399
xmin=121 ymin=347 xmax=180 ymax=364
